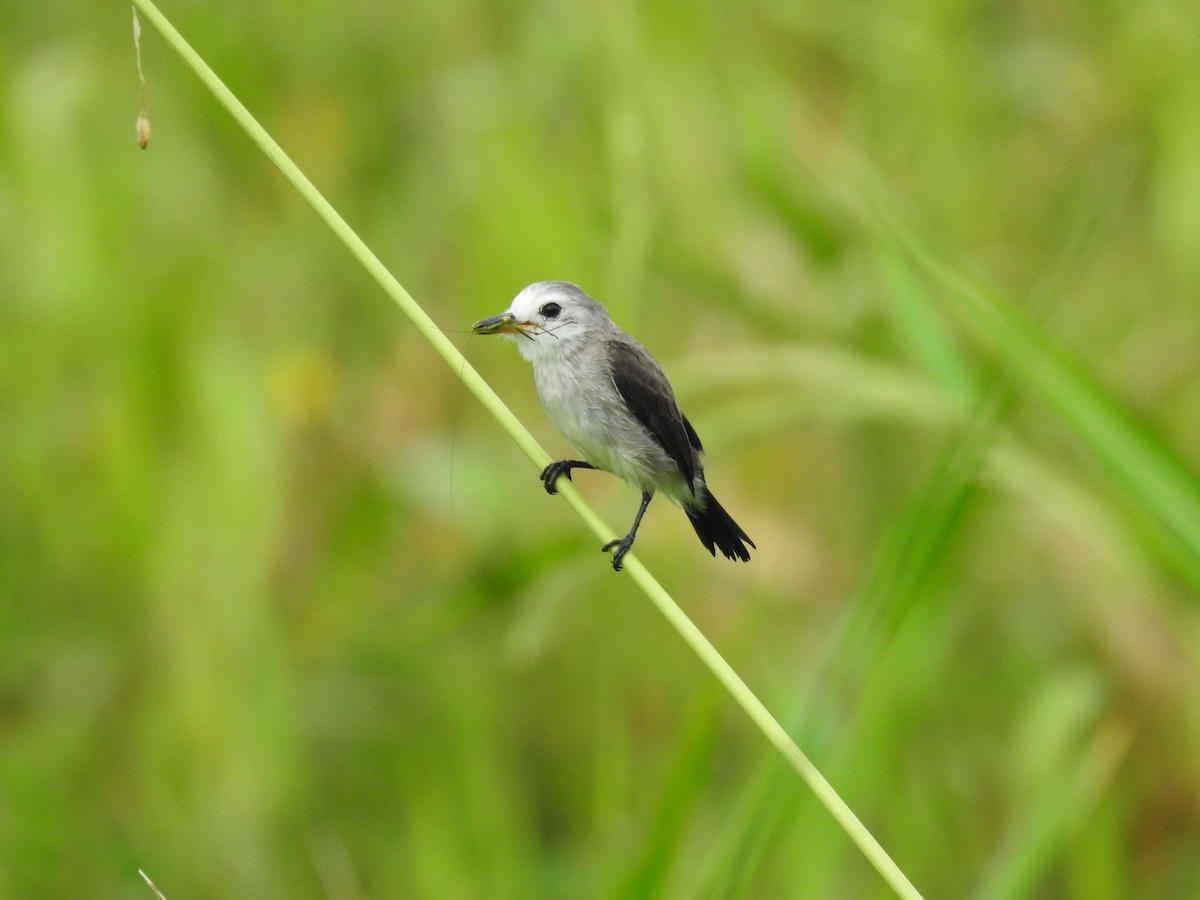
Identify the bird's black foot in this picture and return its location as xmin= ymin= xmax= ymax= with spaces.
xmin=539 ymin=460 xmax=595 ymax=495
xmin=602 ymin=535 xmax=635 ymax=572
xmin=601 ymin=490 xmax=653 ymax=572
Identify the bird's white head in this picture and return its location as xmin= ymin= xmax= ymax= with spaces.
xmin=472 ymin=281 xmax=613 ymax=361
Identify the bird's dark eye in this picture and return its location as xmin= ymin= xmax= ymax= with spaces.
xmin=540 ymin=302 xmax=562 ymax=319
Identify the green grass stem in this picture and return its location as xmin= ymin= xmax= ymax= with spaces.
xmin=128 ymin=1 xmax=923 ymax=896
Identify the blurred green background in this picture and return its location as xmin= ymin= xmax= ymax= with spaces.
xmin=3 ymin=1 xmax=1200 ymax=897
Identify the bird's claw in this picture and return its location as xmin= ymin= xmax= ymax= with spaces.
xmin=602 ymin=537 xmax=634 ymax=572
xmin=539 ymin=461 xmax=573 ymax=495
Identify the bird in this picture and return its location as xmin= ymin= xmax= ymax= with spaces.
xmin=472 ymin=281 xmax=755 ymax=571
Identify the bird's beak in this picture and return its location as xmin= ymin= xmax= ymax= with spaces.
xmin=472 ymin=311 xmax=523 ymax=335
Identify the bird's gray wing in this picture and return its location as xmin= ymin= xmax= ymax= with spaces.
xmin=606 ymin=340 xmax=698 ymax=490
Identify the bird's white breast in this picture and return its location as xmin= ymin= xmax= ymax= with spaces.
xmin=530 ymin=344 xmax=684 ymax=495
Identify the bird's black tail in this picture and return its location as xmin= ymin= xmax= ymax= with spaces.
xmin=685 ymin=488 xmax=755 ymax=562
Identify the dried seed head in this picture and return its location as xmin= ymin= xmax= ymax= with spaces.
xmin=136 ymin=109 xmax=151 ymax=149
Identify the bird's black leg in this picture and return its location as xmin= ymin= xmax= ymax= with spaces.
xmin=540 ymin=459 xmax=596 ymax=495
xmin=602 ymin=490 xmax=654 ymax=572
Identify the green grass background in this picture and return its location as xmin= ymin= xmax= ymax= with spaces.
xmin=3 ymin=1 xmax=1200 ymax=897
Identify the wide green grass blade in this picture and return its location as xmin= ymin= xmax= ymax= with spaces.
xmin=886 ymin=225 xmax=1200 ymax=597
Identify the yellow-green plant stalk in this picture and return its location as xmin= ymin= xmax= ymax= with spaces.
xmin=127 ymin=2 xmax=923 ymax=897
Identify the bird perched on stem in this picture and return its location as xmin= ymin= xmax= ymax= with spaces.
xmin=472 ymin=281 xmax=755 ymax=572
